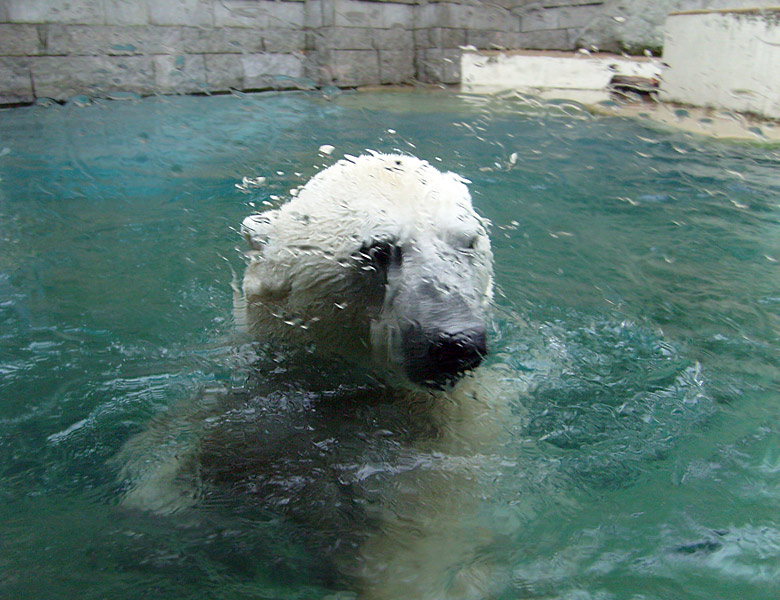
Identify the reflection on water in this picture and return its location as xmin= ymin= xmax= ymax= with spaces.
xmin=1 ymin=90 xmax=780 ymax=599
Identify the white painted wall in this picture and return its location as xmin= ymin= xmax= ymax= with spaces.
xmin=577 ymin=0 xmax=780 ymax=53
xmin=660 ymin=10 xmax=780 ymax=119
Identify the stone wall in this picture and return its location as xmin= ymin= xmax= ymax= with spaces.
xmin=0 ymin=0 xmax=614 ymax=104
xmin=1 ymin=0 xmax=778 ymax=104
xmin=0 ymin=0 xmax=311 ymax=103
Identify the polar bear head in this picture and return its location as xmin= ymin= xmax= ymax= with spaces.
xmin=238 ymin=153 xmax=493 ymax=388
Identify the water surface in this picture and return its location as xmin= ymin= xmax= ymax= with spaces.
xmin=1 ymin=90 xmax=779 ymax=599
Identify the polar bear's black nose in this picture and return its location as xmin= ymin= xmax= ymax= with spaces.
xmin=404 ymin=326 xmax=487 ymax=388
xmin=432 ymin=328 xmax=487 ymax=370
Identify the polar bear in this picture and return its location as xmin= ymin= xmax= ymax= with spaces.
xmin=238 ymin=152 xmax=494 ymax=388
xmin=119 ymin=153 xmax=508 ymax=600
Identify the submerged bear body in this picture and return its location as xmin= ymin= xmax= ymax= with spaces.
xmin=119 ymin=153 xmax=507 ymax=600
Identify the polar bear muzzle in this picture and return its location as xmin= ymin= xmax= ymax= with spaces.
xmin=388 ymin=262 xmax=489 ymax=389
xmin=401 ymin=322 xmax=487 ymax=389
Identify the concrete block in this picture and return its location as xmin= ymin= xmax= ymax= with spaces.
xmin=332 ymin=0 xmax=367 ymax=27
xmin=302 ymin=47 xmax=330 ymax=84
xmin=441 ymin=49 xmax=463 ymax=84
xmin=519 ymin=6 xmax=559 ymax=31
xmin=433 ymin=27 xmax=468 ymax=49
xmin=240 ymin=52 xmax=305 ymax=88
xmin=541 ymin=0 xmax=607 ymax=6
xmin=378 ymin=49 xmax=414 ymax=83
xmin=5 ymin=0 xmax=104 ymax=25
xmin=181 ymin=26 xmax=265 ymax=54
xmin=464 ymin=3 xmax=518 ymax=32
xmin=319 ymin=0 xmax=341 ymax=28
xmin=305 ymin=0 xmax=325 ymax=28
xmin=149 ymin=1 xmax=214 ymax=27
xmin=0 ymin=24 xmax=43 ymax=56
xmin=415 ymin=47 xmax=460 ymax=84
xmin=30 ymin=55 xmax=156 ymax=99
xmin=515 ymin=28 xmax=571 ymax=50
xmin=557 ymin=4 xmax=602 ymax=30
xmin=263 ymin=28 xmax=306 ymax=53
xmin=190 ymin=26 xmax=301 ymax=54
xmin=417 ymin=3 xmax=472 ymax=30
xmin=153 ymin=53 xmax=208 ymax=93
xmin=46 ymin=25 xmax=106 ymax=55
xmin=332 ymin=0 xmax=414 ymax=29
xmin=204 ymin=53 xmax=244 ymax=90
xmin=467 ymin=30 xmax=525 ymax=51
xmin=326 ymin=26 xmax=376 ymax=50
xmin=46 ymin=25 xmax=184 ymax=57
xmin=328 ymin=49 xmax=379 ymax=86
xmin=413 ymin=26 xmax=466 ymax=50
xmin=104 ymin=0 xmax=149 ymax=26
xmin=412 ymin=27 xmax=429 ymax=49
xmin=180 ymin=26 xmax=232 ymax=54
xmin=126 ymin=26 xmax=185 ymax=54
xmin=306 ymin=29 xmax=331 ymax=53
xmin=575 ymin=0 xmax=678 ymax=54
xmin=0 ymin=57 xmax=33 ymax=104
xmin=374 ymin=26 xmax=414 ymax=51
xmin=215 ymin=1 xmax=305 ymax=29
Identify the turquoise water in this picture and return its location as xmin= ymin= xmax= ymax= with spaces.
xmin=1 ymin=90 xmax=779 ymax=599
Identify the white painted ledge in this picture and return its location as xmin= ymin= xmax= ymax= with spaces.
xmin=660 ymin=8 xmax=780 ymax=120
xmin=461 ymin=49 xmax=662 ymax=104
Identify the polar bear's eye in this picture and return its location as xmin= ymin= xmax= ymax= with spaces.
xmin=454 ymin=234 xmax=479 ymax=253
xmin=357 ymin=238 xmax=401 ymax=271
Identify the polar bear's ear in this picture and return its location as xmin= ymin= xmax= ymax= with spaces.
xmin=241 ymin=212 xmax=277 ymax=250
